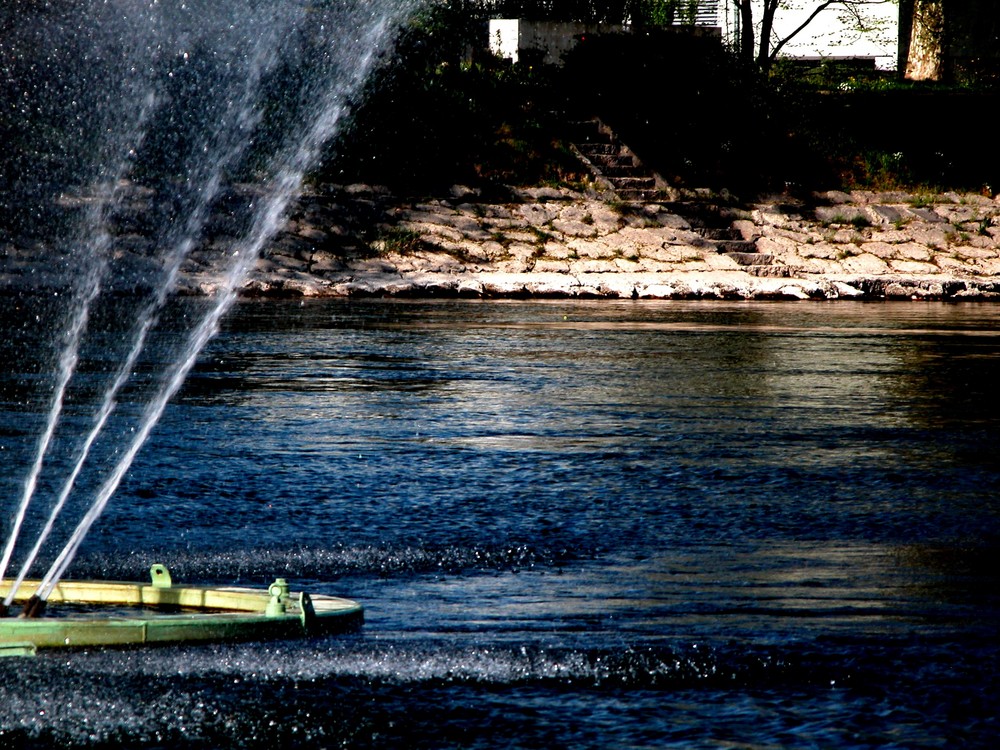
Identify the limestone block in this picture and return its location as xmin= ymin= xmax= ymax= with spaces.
xmin=446 ymin=217 xmax=493 ymax=240
xmin=777 ymin=284 xmax=811 ymax=299
xmin=476 ymin=240 xmax=509 ymax=261
xmin=952 ymin=245 xmax=997 ymax=260
xmin=446 ymin=240 xmax=492 ymax=265
xmin=541 ymin=241 xmax=573 ymax=259
xmin=951 ymin=193 xmax=996 ymax=208
xmin=769 ymin=227 xmax=815 ymax=243
xmin=254 ymin=257 xmax=281 ymax=273
xmin=829 ymin=281 xmax=865 ymax=297
xmin=830 ymin=228 xmax=862 ymax=244
xmin=753 ymin=208 xmax=798 ymax=227
xmin=797 ymin=242 xmax=841 ymax=259
xmin=703 ymin=253 xmax=741 ymax=270
xmin=620 ymin=225 xmax=679 ymax=244
xmin=859 ymin=241 xmax=898 ymax=259
xmin=476 ymin=275 xmax=527 ymax=296
xmin=975 ymin=258 xmax=1000 ymax=275
xmin=888 ymin=259 xmax=940 ymax=274
xmin=295 ymin=225 xmax=329 ymax=242
xmin=601 ymin=233 xmax=641 ymax=260
xmin=588 ymin=274 xmax=641 ymax=298
xmin=413 ymin=252 xmax=468 ymax=273
xmin=938 ymin=205 xmax=985 ymax=223
xmin=635 ymin=282 xmax=682 ymax=298
xmin=906 ymin=226 xmax=954 ymax=248
xmin=643 ymin=211 xmax=691 ymax=230
xmin=556 ymin=203 xmax=599 ymax=223
xmin=756 ymin=235 xmax=800 ymax=255
xmin=506 ymin=242 xmax=541 ymax=261
xmin=517 ymin=203 xmax=560 ymax=225
xmin=478 ymin=216 xmax=520 ymax=231
xmin=573 ymin=259 xmax=620 ymax=274
xmin=576 ymin=203 xmax=623 ymax=230
xmin=680 ymin=259 xmax=713 ymax=272
xmin=869 ymin=229 xmax=910 ymax=243
xmin=310 ymin=258 xmax=347 ymax=274
xmin=400 ymin=209 xmax=459 ymax=227
xmin=866 ymin=205 xmax=905 ymax=225
xmin=815 ymin=205 xmax=867 ymax=224
xmin=551 ymin=218 xmax=599 ymax=238
xmin=841 ymin=253 xmax=889 ymax=274
xmin=457 ymin=278 xmax=485 ymax=296
xmin=957 ymin=233 xmax=997 ymax=249
xmin=495 ymin=258 xmax=532 ymax=273
xmin=731 ymin=219 xmax=759 ymax=240
xmin=524 ymin=273 xmax=586 ymax=296
xmin=515 ymin=186 xmax=569 ymax=202
xmin=628 ymin=258 xmax=661 ymax=272
xmin=935 ymin=256 xmax=974 ymax=274
xmin=269 ymin=255 xmax=309 ymax=272
xmin=399 ymin=221 xmax=464 ymax=243
xmin=567 ymin=238 xmax=612 ymax=259
xmin=895 ymin=242 xmax=933 ymax=261
xmin=533 ymin=259 xmax=571 ymax=273
xmin=900 ymin=206 xmax=947 ymax=223
xmin=613 ymin=258 xmax=643 ymax=272
xmin=783 ymin=256 xmax=834 ymax=274
xmin=642 ymin=245 xmax=700 ymax=263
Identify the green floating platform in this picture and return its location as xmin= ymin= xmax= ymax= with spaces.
xmin=0 ymin=564 xmax=362 ymax=657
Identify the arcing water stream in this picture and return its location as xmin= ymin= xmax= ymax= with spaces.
xmin=1 ymin=0 xmax=415 ymax=608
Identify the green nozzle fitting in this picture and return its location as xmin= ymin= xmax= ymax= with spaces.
xmin=150 ymin=564 xmax=172 ymax=588
xmin=266 ymin=578 xmax=290 ymax=617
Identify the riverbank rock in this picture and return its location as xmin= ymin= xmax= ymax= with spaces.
xmin=237 ymin=184 xmax=1000 ymax=300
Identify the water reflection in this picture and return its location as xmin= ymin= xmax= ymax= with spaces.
xmin=3 ymin=299 xmax=1000 ymax=747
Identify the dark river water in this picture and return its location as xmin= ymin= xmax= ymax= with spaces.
xmin=1 ymin=298 xmax=999 ymax=748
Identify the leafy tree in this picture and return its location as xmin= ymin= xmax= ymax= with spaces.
xmin=730 ymin=1 xmax=897 ymax=73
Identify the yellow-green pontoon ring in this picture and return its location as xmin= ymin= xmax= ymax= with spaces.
xmin=0 ymin=564 xmax=362 ymax=657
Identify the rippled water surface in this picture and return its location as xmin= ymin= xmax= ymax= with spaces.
xmin=2 ymin=298 xmax=999 ymax=748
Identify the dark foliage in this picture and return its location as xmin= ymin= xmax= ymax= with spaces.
xmin=560 ymin=29 xmax=831 ymax=194
xmin=317 ymin=5 xmax=585 ymax=194
xmin=310 ymin=6 xmax=1000 ymax=196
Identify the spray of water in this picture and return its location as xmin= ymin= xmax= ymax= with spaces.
xmin=2 ymin=0 xmax=417 ymax=605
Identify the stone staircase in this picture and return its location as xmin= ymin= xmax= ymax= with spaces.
xmin=567 ymin=117 xmax=790 ymax=276
xmin=661 ymin=200 xmax=794 ymax=277
xmin=567 ymin=118 xmax=661 ymax=202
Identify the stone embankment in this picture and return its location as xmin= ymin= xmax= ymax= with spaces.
xmin=191 ymin=183 xmax=1000 ymax=300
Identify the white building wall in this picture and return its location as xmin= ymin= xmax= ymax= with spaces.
xmin=488 ymin=20 xmax=629 ymax=66
xmin=489 ymin=18 xmax=521 ymax=63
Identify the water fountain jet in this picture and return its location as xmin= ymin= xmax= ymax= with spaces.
xmin=1 ymin=0 xmax=415 ymax=649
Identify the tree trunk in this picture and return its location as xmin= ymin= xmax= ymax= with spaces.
xmin=757 ymin=0 xmax=780 ymax=72
xmin=905 ymin=0 xmax=945 ymax=80
xmin=735 ymin=0 xmax=755 ymax=65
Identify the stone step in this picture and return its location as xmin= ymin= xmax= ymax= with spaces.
xmin=579 ymin=143 xmax=618 ymax=156
xmin=725 ymin=252 xmax=775 ymax=266
xmin=615 ymin=188 xmax=664 ymax=202
xmin=602 ymin=164 xmax=646 ymax=178
xmin=701 ymin=227 xmax=743 ymax=241
xmin=589 ymin=154 xmax=635 ymax=170
xmin=714 ymin=239 xmax=758 ymax=254
xmin=612 ymin=176 xmax=656 ymax=190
